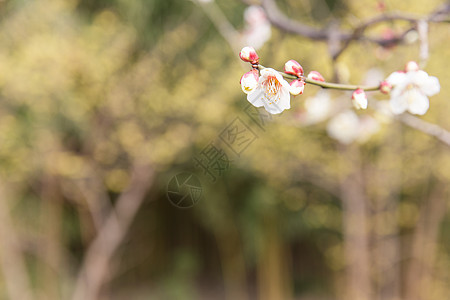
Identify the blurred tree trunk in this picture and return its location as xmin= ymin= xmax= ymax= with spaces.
xmin=215 ymin=227 xmax=249 ymax=300
xmin=404 ymin=183 xmax=447 ymax=300
xmin=0 ymin=184 xmax=33 ymax=300
xmin=258 ymin=214 xmax=291 ymax=300
xmin=339 ymin=145 xmax=372 ymax=300
xmin=203 ymin=182 xmax=249 ymax=300
xmin=40 ymin=175 xmax=66 ymax=300
xmin=371 ymin=124 xmax=401 ymax=300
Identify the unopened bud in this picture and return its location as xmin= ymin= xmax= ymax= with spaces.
xmin=405 ymin=61 xmax=419 ymax=72
xmin=240 ymin=69 xmax=259 ymax=94
xmin=352 ymin=88 xmax=368 ymax=110
xmin=379 ymin=80 xmax=392 ymax=94
xmin=239 ymin=46 xmax=259 ymax=63
xmin=289 ymin=80 xmax=305 ymax=96
xmin=284 ymin=60 xmax=304 ymax=77
xmin=307 ymin=71 xmax=325 ymax=82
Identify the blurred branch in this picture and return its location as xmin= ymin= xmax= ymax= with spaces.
xmin=397 ymin=114 xmax=450 ymax=147
xmin=260 ymin=0 xmax=329 ymax=40
xmin=258 ymin=64 xmax=380 ymax=91
xmin=74 ymin=165 xmax=113 ymax=231
xmin=72 ymin=163 xmax=154 ymax=300
xmin=258 ymin=0 xmax=450 ymax=59
xmin=0 ymin=185 xmax=34 ymax=300
xmin=194 ymin=0 xmax=243 ymax=54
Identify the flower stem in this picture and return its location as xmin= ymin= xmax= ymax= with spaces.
xmin=258 ymin=65 xmax=380 ymax=92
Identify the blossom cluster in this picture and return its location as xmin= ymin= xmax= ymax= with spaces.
xmin=239 ymin=46 xmax=440 ymax=118
xmin=239 ymin=46 xmax=324 ymax=114
xmin=382 ymin=61 xmax=440 ymax=115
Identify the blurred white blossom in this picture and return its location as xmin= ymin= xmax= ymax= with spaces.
xmin=327 ymin=110 xmax=380 ymax=144
xmin=386 ymin=67 xmax=440 ymax=115
xmin=327 ymin=111 xmax=360 ymax=144
xmin=301 ymin=91 xmax=333 ymax=124
xmin=357 ymin=115 xmax=380 ymax=143
xmin=242 ymin=6 xmax=271 ymax=50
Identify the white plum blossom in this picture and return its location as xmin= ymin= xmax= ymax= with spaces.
xmin=247 ymin=68 xmax=291 ymax=114
xmin=352 ymin=88 xmax=368 ymax=110
xmin=386 ymin=68 xmax=440 ymax=115
xmin=307 ymin=71 xmax=325 ymax=82
xmin=239 ymin=46 xmax=259 ymax=63
xmin=284 ymin=60 xmax=304 ymax=77
xmin=405 ymin=61 xmax=419 ymax=72
xmin=240 ymin=69 xmax=259 ymax=94
xmin=289 ymin=80 xmax=305 ymax=96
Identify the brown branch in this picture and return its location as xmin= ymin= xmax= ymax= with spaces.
xmin=73 ymin=163 xmax=113 ymax=231
xmin=259 ymin=0 xmax=450 ymax=59
xmin=397 ymin=113 xmax=450 ymax=147
xmin=260 ymin=0 xmax=329 ymax=40
xmin=71 ymin=163 xmax=154 ymax=300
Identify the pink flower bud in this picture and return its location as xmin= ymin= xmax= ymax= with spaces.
xmin=240 ymin=69 xmax=259 ymax=94
xmin=405 ymin=61 xmax=419 ymax=72
xmin=352 ymin=88 xmax=368 ymax=110
xmin=307 ymin=71 xmax=325 ymax=82
xmin=379 ymin=80 xmax=392 ymax=94
xmin=239 ymin=46 xmax=259 ymax=63
xmin=284 ymin=60 xmax=304 ymax=77
xmin=289 ymin=80 xmax=305 ymax=96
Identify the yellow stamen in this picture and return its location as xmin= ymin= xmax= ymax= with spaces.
xmin=262 ymin=75 xmax=282 ymax=104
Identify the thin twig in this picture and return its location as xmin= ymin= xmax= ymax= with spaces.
xmin=258 ymin=64 xmax=380 ymax=91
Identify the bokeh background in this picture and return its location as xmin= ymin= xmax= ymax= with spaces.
xmin=0 ymin=0 xmax=449 ymax=299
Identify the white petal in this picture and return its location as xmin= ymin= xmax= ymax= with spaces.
xmin=262 ymin=100 xmax=284 ymax=114
xmin=409 ymin=70 xmax=429 ymax=85
xmin=279 ymin=89 xmax=291 ymax=110
xmin=260 ymin=68 xmax=275 ymax=79
xmin=389 ymin=92 xmax=408 ymax=115
xmin=385 ymin=71 xmax=407 ymax=86
xmin=406 ymin=89 xmax=429 ymax=115
xmin=260 ymin=89 xmax=291 ymax=114
xmin=247 ymin=89 xmax=264 ymax=107
xmin=273 ymin=69 xmax=285 ymax=83
xmin=421 ymin=76 xmax=440 ymax=96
